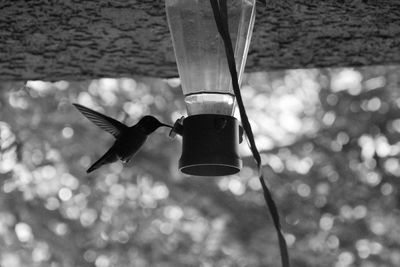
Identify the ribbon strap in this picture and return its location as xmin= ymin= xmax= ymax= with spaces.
xmin=209 ymin=1 xmax=290 ymax=266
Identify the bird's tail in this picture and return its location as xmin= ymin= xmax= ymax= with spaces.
xmin=87 ymin=147 xmax=118 ymax=173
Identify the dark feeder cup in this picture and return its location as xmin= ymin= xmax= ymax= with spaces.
xmin=179 ymin=114 xmax=242 ymax=176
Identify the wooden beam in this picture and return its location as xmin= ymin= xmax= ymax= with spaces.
xmin=1 ymin=1 xmax=400 ymax=81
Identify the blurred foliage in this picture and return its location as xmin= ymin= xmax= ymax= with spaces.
xmin=1 ymin=66 xmax=400 ymax=267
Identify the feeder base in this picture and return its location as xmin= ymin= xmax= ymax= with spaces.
xmin=179 ymin=114 xmax=242 ymax=176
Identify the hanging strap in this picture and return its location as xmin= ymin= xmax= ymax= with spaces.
xmin=209 ymin=1 xmax=290 ymax=266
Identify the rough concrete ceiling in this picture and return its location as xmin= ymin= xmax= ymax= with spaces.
xmin=1 ymin=0 xmax=400 ymax=81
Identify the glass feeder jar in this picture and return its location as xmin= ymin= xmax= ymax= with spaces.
xmin=166 ymin=0 xmax=256 ymax=176
xmin=166 ymin=0 xmax=255 ymax=115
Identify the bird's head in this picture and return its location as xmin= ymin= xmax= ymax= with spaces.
xmin=138 ymin=115 xmax=172 ymax=134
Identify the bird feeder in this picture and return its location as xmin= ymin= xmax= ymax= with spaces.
xmin=166 ymin=0 xmax=256 ymax=176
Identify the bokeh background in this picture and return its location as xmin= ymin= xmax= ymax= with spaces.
xmin=1 ymin=66 xmax=400 ymax=266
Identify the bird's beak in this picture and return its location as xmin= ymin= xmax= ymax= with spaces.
xmin=161 ymin=123 xmax=173 ymax=128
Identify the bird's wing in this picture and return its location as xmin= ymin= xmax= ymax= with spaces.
xmin=73 ymin=103 xmax=128 ymax=138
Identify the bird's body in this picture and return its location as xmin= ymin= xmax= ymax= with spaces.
xmin=73 ymin=103 xmax=172 ymax=173
xmin=87 ymin=125 xmax=148 ymax=173
xmin=113 ymin=126 xmax=148 ymax=162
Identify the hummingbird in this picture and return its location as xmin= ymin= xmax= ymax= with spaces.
xmin=73 ymin=103 xmax=173 ymax=173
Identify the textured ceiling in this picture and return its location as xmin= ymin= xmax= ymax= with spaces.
xmin=1 ymin=0 xmax=400 ymax=80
